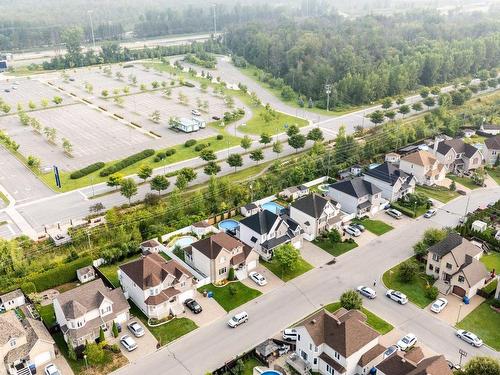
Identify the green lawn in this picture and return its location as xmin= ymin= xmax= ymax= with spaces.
xmin=325 ymin=302 xmax=393 ymax=335
xmin=261 ymin=258 xmax=314 ymax=282
xmin=391 ymin=201 xmax=428 ymax=218
xmin=198 ymin=282 xmax=262 ymax=312
xmin=129 ymin=302 xmax=197 ymax=346
xmin=99 ymin=254 xmax=142 ymax=287
xmin=480 ymin=252 xmax=500 ymax=272
xmin=415 ymin=185 xmax=459 ymax=203
xmin=241 ymin=356 xmax=265 ymax=375
xmin=457 ymin=299 xmax=500 ymax=351
xmin=312 ymin=239 xmax=358 ymax=256
xmin=0 ymin=191 xmax=9 ymax=206
xmin=486 ymin=167 xmax=500 ymax=185
xmin=463 ymin=135 xmax=487 ymax=145
xmin=37 ymin=304 xmax=56 ymax=327
xmin=382 ymin=259 xmax=435 ymax=308
xmin=448 ymin=174 xmax=480 ymax=190
xmin=352 ymin=218 xmax=393 ymax=236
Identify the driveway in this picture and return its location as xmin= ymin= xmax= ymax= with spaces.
xmin=41 ymin=355 xmax=74 ymax=375
xmin=241 ymin=265 xmax=284 ymax=294
xmin=426 ymin=294 xmax=485 ymax=326
xmin=111 ymin=319 xmax=158 ymax=364
xmin=300 ymin=241 xmax=334 ymax=267
xmin=184 ymin=291 xmax=226 ymax=327
xmin=379 ymin=328 xmax=437 ymax=358
xmin=373 ymin=211 xmax=412 ymax=228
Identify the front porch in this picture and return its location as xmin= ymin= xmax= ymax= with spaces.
xmin=286 ymin=352 xmax=312 ymax=375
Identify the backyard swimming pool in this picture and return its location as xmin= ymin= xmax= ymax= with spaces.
xmin=218 ymin=219 xmax=240 ymax=232
xmin=169 ymin=235 xmax=196 ymax=249
xmin=261 ymin=201 xmax=285 ymax=214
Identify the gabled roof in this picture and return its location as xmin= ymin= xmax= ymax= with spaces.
xmin=364 ymin=162 xmax=411 ymax=186
xmin=240 ymin=210 xmax=281 ymax=235
xmin=191 ymin=232 xmax=246 ymax=260
xmin=56 ymin=279 xmax=129 ymax=320
xmin=0 ymin=310 xmax=24 ymax=346
xmin=140 ymin=239 xmax=162 ymax=248
xmin=329 ymin=177 xmax=381 ymax=198
xmin=401 ymin=150 xmax=438 ymax=167
xmin=120 ymin=253 xmax=192 ymax=290
xmin=428 ymin=233 xmax=481 ymax=259
xmin=484 ymin=135 xmax=500 ymax=150
xmin=436 ymin=139 xmax=479 ymax=159
xmin=407 ymin=355 xmax=452 ymax=375
xmin=291 ymin=193 xmax=337 ymax=219
xmin=0 ymin=289 xmax=24 ymax=303
xmin=482 ymin=124 xmax=500 ymax=130
xmin=76 ymin=266 xmax=95 ymax=278
xmin=297 ymin=309 xmax=379 ymax=358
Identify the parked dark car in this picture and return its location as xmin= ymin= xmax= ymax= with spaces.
xmin=212 ymin=116 xmax=221 ymax=121
xmin=457 ymin=190 xmax=467 ymax=195
xmin=184 ymin=298 xmax=202 ymax=314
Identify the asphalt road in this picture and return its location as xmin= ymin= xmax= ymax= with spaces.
xmin=113 ymin=188 xmax=500 ymax=375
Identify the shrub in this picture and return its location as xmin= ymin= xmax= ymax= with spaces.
xmin=156 ymin=151 xmax=166 ymax=160
xmin=20 ymin=282 xmax=36 ymax=295
xmin=398 ymin=260 xmax=419 ymax=282
xmin=194 ymin=143 xmax=209 ymax=152
xmin=185 ymin=139 xmax=197 ymax=147
xmin=70 ymin=162 xmax=105 ymax=179
xmin=30 ymin=256 xmax=92 ymax=291
xmin=228 ymin=267 xmax=235 ymax=281
xmin=328 ymin=229 xmax=341 ymax=244
xmin=228 ymin=284 xmax=237 ymax=295
xmin=425 ymin=286 xmax=439 ymax=300
xmin=216 ymin=134 xmax=224 ymax=140
xmin=99 ymin=149 xmax=154 ymax=176
xmin=109 ymin=343 xmax=121 ymax=353
xmin=340 ymin=289 xmax=362 ymax=310
xmin=112 ymin=321 xmax=119 ymax=338
xmin=84 ymin=343 xmax=106 ymax=365
xmin=165 ymin=148 xmax=176 ymax=156
xmin=492 ymin=299 xmax=500 ymax=309
xmin=182 ymin=81 xmax=195 ymax=88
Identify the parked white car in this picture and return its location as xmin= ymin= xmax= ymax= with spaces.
xmin=282 ymin=328 xmax=298 ymax=341
xmin=228 ymin=311 xmax=248 ymax=328
xmin=386 ymin=208 xmax=403 ymax=219
xmin=127 ymin=321 xmax=145 ymax=337
xmin=249 ymin=271 xmax=267 ymax=286
xmin=456 ymin=330 xmax=483 ymax=347
xmin=191 ymin=109 xmax=201 ymax=116
xmin=385 ymin=289 xmax=408 ymax=304
xmin=424 ymin=209 xmax=437 ymax=218
xmin=397 ymin=333 xmax=417 ymax=351
xmin=345 ymin=225 xmax=361 ymax=237
xmin=430 ymin=298 xmax=448 ymax=313
xmin=44 ymin=364 xmax=60 ymax=375
xmin=357 ymin=285 xmax=376 ymax=299
xmin=120 ymin=335 xmax=138 ymax=351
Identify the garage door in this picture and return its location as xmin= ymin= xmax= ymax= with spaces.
xmin=247 ymin=261 xmax=257 ymax=270
xmin=453 ymin=286 xmax=466 ymax=297
xmin=33 ymin=351 xmax=52 ymax=367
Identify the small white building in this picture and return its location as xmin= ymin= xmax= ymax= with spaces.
xmin=0 ymin=289 xmax=25 ymax=311
xmin=76 ymin=266 xmax=96 ymax=284
xmin=480 ymin=124 xmax=500 ymax=136
xmin=190 ymin=220 xmax=216 ymax=237
xmin=471 ymin=220 xmax=488 ymax=233
xmin=385 ymin=153 xmax=400 ymax=164
xmin=140 ymin=239 xmax=166 ymax=254
xmin=171 ymin=117 xmax=206 ymax=133
xmin=240 ymin=203 xmax=260 ymax=217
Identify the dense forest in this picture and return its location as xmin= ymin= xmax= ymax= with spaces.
xmin=225 ymin=11 xmax=500 ymax=108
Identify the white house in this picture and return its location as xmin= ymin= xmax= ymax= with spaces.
xmin=385 ymin=153 xmax=400 ymax=164
xmin=479 ymin=124 xmax=500 ymax=136
xmin=171 ymin=117 xmax=206 ymax=132
xmin=119 ymin=253 xmax=194 ymax=320
xmin=289 ymin=193 xmax=342 ymax=241
xmin=288 ymin=308 xmax=385 ymax=375
xmin=363 ymin=162 xmax=416 ymax=201
xmin=140 ymin=239 xmax=166 ymax=254
xmin=399 ymin=150 xmax=447 ymax=186
xmin=432 ymin=138 xmax=483 ymax=173
xmin=495 ymin=276 xmax=500 ymax=300
xmin=483 ymin=135 xmax=500 ymax=165
xmin=190 ymin=220 xmax=217 ymax=237
xmin=76 ymin=266 xmax=96 ymax=284
xmin=327 ymin=177 xmax=384 ymax=217
xmin=237 ymin=210 xmax=303 ymax=260
xmin=240 ymin=203 xmax=260 ymax=217
xmin=0 ymin=290 xmax=25 ymax=312
xmin=279 ymin=185 xmax=310 ymax=200
xmin=54 ymin=279 xmax=130 ymax=347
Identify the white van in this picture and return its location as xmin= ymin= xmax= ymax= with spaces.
xmin=228 ymin=311 xmax=248 ymax=328
xmin=386 ymin=208 xmax=403 ymax=219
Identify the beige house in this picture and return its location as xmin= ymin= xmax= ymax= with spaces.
xmin=0 ymin=290 xmax=26 ymax=312
xmin=185 ymin=232 xmax=259 ymax=283
xmin=0 ymin=311 xmax=56 ymax=375
xmin=54 ymin=279 xmax=130 ymax=348
xmin=376 ymin=350 xmax=452 ymax=375
xmin=432 ymin=138 xmax=482 ymax=173
xmin=119 ymin=253 xmax=194 ymax=320
xmin=484 ymin=135 xmax=500 ymax=166
xmin=399 ymin=150 xmax=447 ymax=186
xmin=426 ymin=233 xmax=489 ymax=298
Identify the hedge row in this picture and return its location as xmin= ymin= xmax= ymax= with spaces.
xmin=70 ymin=162 xmax=105 ymax=179
xmin=182 ymin=81 xmax=195 ymax=88
xmin=390 ymin=203 xmax=416 ymax=218
xmin=99 ymin=149 xmax=154 ymax=177
xmin=30 ymin=256 xmax=92 ymax=292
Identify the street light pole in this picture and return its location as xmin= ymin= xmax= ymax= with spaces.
xmin=325 ymin=84 xmax=332 ymax=112
xmin=212 ymin=4 xmax=217 ymax=36
xmin=88 ymin=11 xmax=96 ymax=50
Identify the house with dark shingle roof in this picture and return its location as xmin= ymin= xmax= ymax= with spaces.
xmin=185 ymin=232 xmax=259 ymax=283
xmin=484 ymin=135 xmax=500 ymax=165
xmin=363 ymin=162 xmax=416 ymax=201
xmin=289 ymin=308 xmax=385 ymax=375
xmin=376 ymin=350 xmax=452 ymax=375
xmin=289 ymin=193 xmax=342 ymax=240
xmin=426 ymin=233 xmax=489 ymax=298
xmin=432 ymin=138 xmax=483 ymax=173
xmin=119 ymin=253 xmax=194 ymax=320
xmin=237 ymin=210 xmax=303 ymax=260
xmin=327 ymin=177 xmax=384 ymax=217
xmin=54 ymin=278 xmax=130 ymax=347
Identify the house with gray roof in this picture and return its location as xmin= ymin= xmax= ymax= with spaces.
xmin=289 ymin=193 xmax=342 ymax=241
xmin=327 ymin=177 xmax=384 ymax=217
xmin=432 ymin=138 xmax=482 ymax=173
xmin=479 ymin=123 xmax=500 ymax=136
xmin=54 ymin=278 xmax=130 ymax=347
xmin=0 ymin=310 xmax=55 ymax=375
xmin=76 ymin=266 xmax=96 ymax=284
xmin=363 ymin=162 xmax=416 ymax=201
xmin=119 ymin=253 xmax=194 ymax=320
xmin=484 ymin=135 xmax=500 ymax=165
xmin=279 ymin=185 xmax=310 ymax=201
xmin=185 ymin=232 xmax=259 ymax=283
xmin=289 ymin=308 xmax=385 ymax=375
xmin=426 ymin=233 xmax=489 ymax=298
xmin=376 ymin=351 xmax=452 ymax=375
xmin=0 ymin=289 xmax=25 ymax=312
xmin=237 ymin=210 xmax=303 ymax=260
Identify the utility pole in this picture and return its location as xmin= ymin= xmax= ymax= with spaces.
xmin=325 ymin=84 xmax=332 ymax=112
xmin=88 ymin=10 xmax=96 ymax=50
xmin=212 ymin=4 xmax=217 ymax=36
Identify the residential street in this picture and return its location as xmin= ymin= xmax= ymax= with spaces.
xmin=113 ymin=187 xmax=500 ymax=375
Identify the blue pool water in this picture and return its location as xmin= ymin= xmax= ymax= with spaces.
xmin=261 ymin=201 xmax=285 ymax=214
xmin=218 ymin=219 xmax=240 ymax=232
xmin=261 ymin=371 xmax=282 ymax=375
xmin=174 ymin=236 xmax=196 ymax=248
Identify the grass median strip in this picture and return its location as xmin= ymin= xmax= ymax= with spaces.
xmin=198 ymin=282 xmax=262 ymax=312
